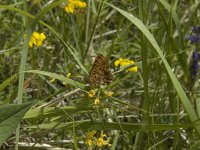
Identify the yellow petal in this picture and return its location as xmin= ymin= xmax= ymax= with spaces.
xmin=67 ymin=73 xmax=71 ymax=78
xmin=86 ymin=130 xmax=96 ymax=139
xmin=32 ymin=32 xmax=40 ymax=40
xmin=39 ymin=33 xmax=46 ymax=41
xmin=88 ymin=90 xmax=96 ymax=97
xmin=128 ymin=66 xmax=138 ymax=72
xmin=114 ymin=58 xmax=122 ymax=67
xmin=94 ymin=98 xmax=100 ymax=105
xmin=49 ymin=77 xmax=56 ymax=83
xmin=35 ymin=40 xmax=42 ymax=47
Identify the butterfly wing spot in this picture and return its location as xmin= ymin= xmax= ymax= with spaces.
xmin=89 ymin=54 xmax=113 ymax=86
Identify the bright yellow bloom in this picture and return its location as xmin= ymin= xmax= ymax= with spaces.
xmin=96 ymin=137 xmax=105 ymax=147
xmin=29 ymin=32 xmax=46 ymax=48
xmin=104 ymin=91 xmax=113 ymax=97
xmin=64 ymin=3 xmax=74 ymax=13
xmin=88 ymin=90 xmax=96 ymax=97
xmin=94 ymin=98 xmax=100 ymax=105
xmin=74 ymin=1 xmax=86 ymax=8
xmin=63 ymin=73 xmax=72 ymax=85
xmin=114 ymin=58 xmax=138 ymax=73
xmin=114 ymin=58 xmax=123 ymax=67
xmin=85 ymin=131 xmax=111 ymax=147
xmin=49 ymin=77 xmax=56 ymax=83
xmin=85 ymin=139 xmax=93 ymax=146
xmin=127 ymin=66 xmax=138 ymax=72
xmin=85 ymin=131 xmax=96 ymax=146
xmin=67 ymin=73 xmax=71 ymax=78
xmin=86 ymin=130 xmax=96 ymax=139
xmin=64 ymin=0 xmax=86 ymax=14
xmin=96 ymin=131 xmax=111 ymax=147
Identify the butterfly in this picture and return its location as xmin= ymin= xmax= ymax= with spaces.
xmin=89 ymin=54 xmax=113 ymax=86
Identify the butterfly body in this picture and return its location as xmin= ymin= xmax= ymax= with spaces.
xmin=89 ymin=54 xmax=113 ymax=86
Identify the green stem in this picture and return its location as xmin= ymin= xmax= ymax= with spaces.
xmin=15 ymin=30 xmax=32 ymax=150
xmin=15 ymin=0 xmax=31 ymax=149
xmin=83 ymin=0 xmax=104 ymax=61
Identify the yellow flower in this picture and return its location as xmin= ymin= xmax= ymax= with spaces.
xmin=29 ymin=32 xmax=46 ymax=48
xmin=86 ymin=130 xmax=96 ymax=139
xmin=62 ymin=73 xmax=72 ymax=85
xmin=85 ymin=139 xmax=93 ymax=146
xmin=64 ymin=0 xmax=86 ymax=14
xmin=88 ymin=90 xmax=96 ymax=97
xmin=114 ymin=58 xmax=123 ymax=67
xmin=64 ymin=3 xmax=75 ymax=13
xmin=96 ymin=137 xmax=104 ymax=147
xmin=67 ymin=72 xmax=71 ymax=78
xmin=104 ymin=91 xmax=113 ymax=97
xmin=74 ymin=1 xmax=86 ymax=8
xmin=85 ymin=131 xmax=96 ymax=146
xmin=49 ymin=77 xmax=56 ymax=83
xmin=127 ymin=66 xmax=138 ymax=72
xmin=114 ymin=58 xmax=138 ymax=73
xmin=94 ymin=98 xmax=100 ymax=105
xmin=96 ymin=131 xmax=111 ymax=147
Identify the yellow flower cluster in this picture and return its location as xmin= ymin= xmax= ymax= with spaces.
xmin=104 ymin=91 xmax=113 ymax=97
xmin=88 ymin=89 xmax=97 ymax=98
xmin=29 ymin=32 xmax=46 ymax=48
xmin=114 ymin=58 xmax=138 ymax=73
xmin=49 ymin=73 xmax=71 ymax=86
xmin=64 ymin=0 xmax=86 ymax=13
xmin=85 ymin=130 xmax=96 ymax=146
xmin=62 ymin=73 xmax=71 ymax=85
xmin=94 ymin=98 xmax=100 ymax=105
xmin=88 ymin=89 xmax=113 ymax=105
xmin=85 ymin=131 xmax=111 ymax=147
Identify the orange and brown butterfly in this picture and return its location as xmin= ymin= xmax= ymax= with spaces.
xmin=89 ymin=54 xmax=113 ymax=86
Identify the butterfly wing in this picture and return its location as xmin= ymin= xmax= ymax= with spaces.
xmin=89 ymin=54 xmax=113 ymax=86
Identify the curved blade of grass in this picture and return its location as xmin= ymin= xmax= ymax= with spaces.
xmin=0 ymin=102 xmax=35 ymax=146
xmin=26 ymin=70 xmax=85 ymax=89
xmin=24 ymin=106 xmax=95 ymax=120
xmin=27 ymin=121 xmax=191 ymax=131
xmin=111 ymin=132 xmax=119 ymax=150
xmin=0 ymin=5 xmax=34 ymax=19
xmin=0 ymin=74 xmax=17 ymax=92
xmin=189 ymin=139 xmax=200 ymax=150
xmin=106 ymin=3 xmax=200 ymax=134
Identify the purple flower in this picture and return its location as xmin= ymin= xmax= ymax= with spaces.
xmin=185 ymin=26 xmax=200 ymax=44
xmin=190 ymin=50 xmax=199 ymax=81
xmin=192 ymin=50 xmax=199 ymax=59
xmin=192 ymin=26 xmax=200 ymax=34
xmin=185 ymin=35 xmax=200 ymax=43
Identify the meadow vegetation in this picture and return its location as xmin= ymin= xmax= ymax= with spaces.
xmin=0 ymin=0 xmax=200 ymax=149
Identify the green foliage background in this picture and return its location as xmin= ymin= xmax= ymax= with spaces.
xmin=0 ymin=0 xmax=200 ymax=149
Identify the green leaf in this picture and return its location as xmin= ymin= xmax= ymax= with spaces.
xmin=24 ymin=106 xmax=94 ymax=120
xmin=26 ymin=70 xmax=85 ymax=89
xmin=0 ymin=74 xmax=17 ymax=92
xmin=0 ymin=102 xmax=35 ymax=146
xmin=27 ymin=121 xmax=191 ymax=131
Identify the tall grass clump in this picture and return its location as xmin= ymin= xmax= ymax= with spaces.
xmin=0 ymin=0 xmax=200 ymax=149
